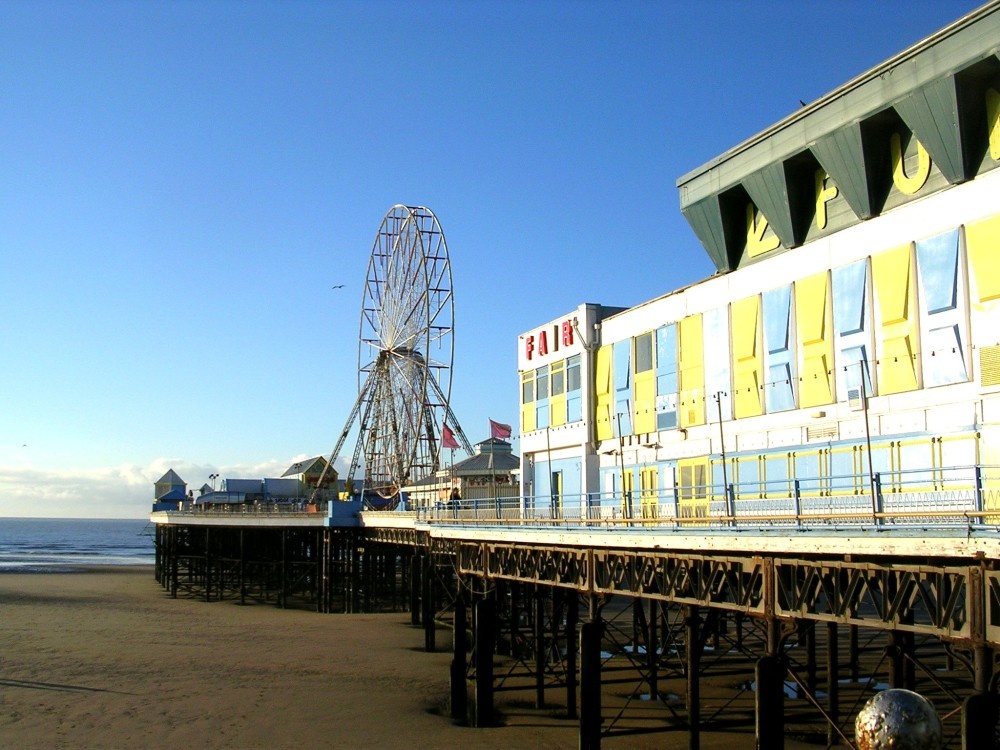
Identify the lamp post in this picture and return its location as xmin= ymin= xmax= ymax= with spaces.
xmin=714 ymin=391 xmax=728 ymax=494
xmin=859 ymin=359 xmax=878 ymax=524
xmin=615 ymin=412 xmax=631 ymax=520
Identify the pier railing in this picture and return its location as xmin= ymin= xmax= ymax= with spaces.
xmin=415 ymin=464 xmax=1000 ymax=530
xmin=174 ymin=500 xmax=331 ymax=517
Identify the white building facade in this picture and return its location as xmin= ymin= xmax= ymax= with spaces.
xmin=517 ymin=5 xmax=1000 ymax=522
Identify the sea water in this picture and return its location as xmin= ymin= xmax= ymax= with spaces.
xmin=0 ymin=518 xmax=155 ymax=572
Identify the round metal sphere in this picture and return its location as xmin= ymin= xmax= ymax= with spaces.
xmin=855 ymin=689 xmax=942 ymax=750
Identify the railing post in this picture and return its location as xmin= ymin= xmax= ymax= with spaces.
xmin=793 ymin=479 xmax=802 ymax=527
xmin=974 ymin=465 xmax=985 ymax=521
xmin=672 ymin=482 xmax=680 ymax=525
xmin=873 ymin=472 xmax=884 ymax=526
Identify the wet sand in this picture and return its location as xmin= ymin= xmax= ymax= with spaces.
xmin=0 ymin=567 xmax=821 ymax=749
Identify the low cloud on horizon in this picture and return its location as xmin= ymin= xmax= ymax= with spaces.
xmin=0 ymin=455 xmax=349 ymax=519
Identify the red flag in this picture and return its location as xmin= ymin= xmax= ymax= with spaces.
xmin=489 ymin=419 xmax=512 ymax=440
xmin=442 ymin=424 xmax=460 ymax=450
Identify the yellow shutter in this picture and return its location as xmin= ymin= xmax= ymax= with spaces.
xmin=550 ymin=393 xmax=566 ymax=427
xmin=595 ymin=345 xmax=614 ymax=441
xmin=731 ymin=296 xmax=763 ymax=418
xmin=678 ymin=314 xmax=705 ymax=427
xmin=795 ymin=272 xmax=835 ymax=407
xmin=967 ymin=214 xmax=1000 ymax=303
xmin=633 ymin=363 xmax=656 ymax=435
xmin=872 ymin=244 xmax=919 ymax=394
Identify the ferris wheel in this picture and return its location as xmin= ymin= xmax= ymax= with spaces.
xmin=321 ymin=205 xmax=472 ymax=506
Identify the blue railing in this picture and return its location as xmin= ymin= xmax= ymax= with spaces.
xmin=414 ymin=465 xmax=1000 ymax=529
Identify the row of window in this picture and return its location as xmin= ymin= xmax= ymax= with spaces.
xmin=597 ymin=431 xmax=981 ymax=511
xmin=521 ymin=354 xmax=582 ymax=431
xmin=593 ymin=217 xmax=1000 ymax=440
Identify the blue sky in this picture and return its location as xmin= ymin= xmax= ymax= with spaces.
xmin=0 ymin=0 xmax=979 ymax=517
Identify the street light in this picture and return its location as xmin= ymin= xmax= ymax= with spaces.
xmin=848 ymin=359 xmax=878 ymax=523
xmin=713 ymin=391 xmax=731 ymax=522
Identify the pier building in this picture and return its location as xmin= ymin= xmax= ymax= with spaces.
xmin=518 ymin=4 xmax=1000 ymax=521
xmin=151 ymin=4 xmax=1000 ymax=748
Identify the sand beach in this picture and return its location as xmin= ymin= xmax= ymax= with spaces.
xmin=0 ymin=567 xmax=823 ymax=749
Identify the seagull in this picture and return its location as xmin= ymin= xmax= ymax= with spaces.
xmin=331 ymin=284 xmax=344 ymax=289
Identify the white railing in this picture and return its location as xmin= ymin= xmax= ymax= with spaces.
xmin=414 ymin=465 xmax=1000 ymax=530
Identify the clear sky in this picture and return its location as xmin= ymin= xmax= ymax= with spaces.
xmin=0 ymin=0 xmax=981 ymax=518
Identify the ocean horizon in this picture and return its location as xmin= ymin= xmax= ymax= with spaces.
xmin=0 ymin=517 xmax=155 ymax=572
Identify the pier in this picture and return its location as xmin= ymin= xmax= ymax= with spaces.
xmin=151 ymin=483 xmax=1000 ymax=749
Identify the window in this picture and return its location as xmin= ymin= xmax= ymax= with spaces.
xmin=567 ymin=355 xmax=581 ymax=390
xmin=832 ymin=259 xmax=874 ymax=400
xmin=655 ymin=324 xmax=678 ymax=429
xmin=916 ymin=229 xmax=969 ymax=387
xmin=520 ymin=370 xmax=536 ymax=433
xmin=521 ymin=371 xmax=535 ymax=404
xmin=614 ymin=340 xmax=632 ymax=435
xmin=551 ymin=360 xmax=565 ymax=396
xmin=535 ymin=365 xmax=550 ymax=429
xmin=566 ymin=355 xmax=582 ymax=423
xmin=763 ymin=285 xmax=796 ymax=412
xmin=536 ymin=365 xmax=549 ymax=400
xmin=635 ymin=332 xmax=653 ymax=373
xmin=550 ymin=360 xmax=566 ymax=427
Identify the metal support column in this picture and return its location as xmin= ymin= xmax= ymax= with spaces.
xmin=964 ymin=566 xmax=997 ymax=749
xmin=566 ymin=589 xmax=579 ymax=720
xmin=451 ymin=595 xmax=468 ymax=724
xmin=474 ymin=598 xmax=496 ymax=728
xmin=535 ymin=585 xmax=546 ymax=708
xmin=580 ymin=616 xmax=603 ymax=750
xmin=686 ymin=605 xmax=701 ymax=750
xmin=826 ymin=622 xmax=840 ymax=747
xmin=410 ymin=553 xmax=421 ymax=626
xmin=648 ymin=598 xmax=659 ymax=701
xmin=756 ymin=617 xmax=785 ymax=750
xmin=423 ymin=553 xmax=436 ymax=652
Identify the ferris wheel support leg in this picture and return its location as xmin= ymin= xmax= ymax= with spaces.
xmin=314 ymin=367 xmax=380 ymax=500
xmin=428 ymin=375 xmax=474 ymax=454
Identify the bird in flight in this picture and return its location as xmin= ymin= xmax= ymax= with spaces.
xmin=331 ymin=284 xmax=344 ymax=289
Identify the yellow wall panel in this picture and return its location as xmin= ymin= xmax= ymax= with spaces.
xmin=521 ymin=403 xmax=535 ymax=433
xmin=796 ymin=272 xmax=835 ymax=407
xmin=731 ymin=296 xmax=763 ymax=417
xmin=634 ymin=369 xmax=656 ymax=434
xmin=678 ymin=314 xmax=706 ymax=427
xmin=595 ymin=345 xmax=614 ymax=441
xmin=967 ymin=214 xmax=1000 ymax=303
xmin=550 ymin=393 xmax=566 ymax=427
xmin=872 ymin=245 xmax=920 ymax=394
xmin=978 ymin=427 xmax=1000 ymax=518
